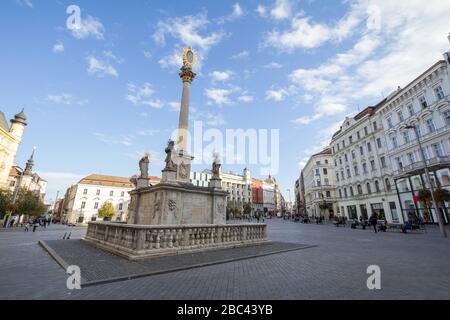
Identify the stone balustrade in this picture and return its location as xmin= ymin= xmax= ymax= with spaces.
xmin=84 ymin=222 xmax=268 ymax=259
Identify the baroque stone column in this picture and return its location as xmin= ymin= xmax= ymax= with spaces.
xmin=177 ymin=66 xmax=196 ymax=153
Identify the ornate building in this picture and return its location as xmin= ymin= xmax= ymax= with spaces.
xmin=301 ymin=148 xmax=337 ymax=220
xmin=0 ymin=110 xmax=26 ymax=189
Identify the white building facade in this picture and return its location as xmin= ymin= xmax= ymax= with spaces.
xmin=190 ymin=168 xmax=252 ymax=210
xmin=379 ymin=57 xmax=450 ymax=224
xmin=301 ymin=148 xmax=338 ymax=220
xmin=331 ymin=104 xmax=401 ymax=223
xmin=64 ymin=174 xmax=134 ymax=224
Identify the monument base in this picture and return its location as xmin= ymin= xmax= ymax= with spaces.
xmin=83 ymin=221 xmax=269 ymax=260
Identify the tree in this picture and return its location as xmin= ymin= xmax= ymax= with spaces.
xmin=0 ymin=189 xmax=12 ymax=219
xmin=243 ymin=202 xmax=252 ymax=216
xmin=98 ymin=202 xmax=115 ymax=221
xmin=318 ymin=201 xmax=329 ymax=217
xmin=16 ymin=188 xmax=47 ymax=218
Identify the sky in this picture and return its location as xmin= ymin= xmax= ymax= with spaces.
xmin=1 ymin=0 xmax=450 ymax=204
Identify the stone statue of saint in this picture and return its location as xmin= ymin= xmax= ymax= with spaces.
xmin=212 ymin=152 xmax=221 ymax=178
xmin=139 ymin=153 xmax=150 ymax=178
xmin=164 ymin=140 xmax=176 ymax=171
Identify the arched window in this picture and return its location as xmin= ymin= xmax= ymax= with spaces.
xmin=339 ymin=189 xmax=342 ymax=198
xmin=357 ymin=184 xmax=363 ymax=195
xmin=344 ymin=188 xmax=348 ymax=198
xmin=366 ymin=183 xmax=372 ymax=194
xmin=385 ymin=178 xmax=391 ymax=191
xmin=350 ymin=186 xmax=354 ymax=196
xmin=375 ymin=181 xmax=380 ymax=193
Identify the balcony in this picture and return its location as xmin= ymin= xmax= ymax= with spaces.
xmin=393 ymin=156 xmax=450 ymax=177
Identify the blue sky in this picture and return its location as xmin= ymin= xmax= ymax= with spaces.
xmin=1 ymin=0 xmax=449 ymax=203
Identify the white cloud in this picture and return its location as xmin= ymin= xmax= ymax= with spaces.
xmin=94 ymin=133 xmax=134 ymax=146
xmin=153 ymin=12 xmax=222 ymax=50
xmin=271 ymin=0 xmax=292 ymax=20
xmin=136 ymin=129 xmax=159 ymax=136
xmin=256 ymin=5 xmax=267 ymax=17
xmin=103 ymin=51 xmax=124 ymax=64
xmin=126 ymin=82 xmax=163 ymax=109
xmin=209 ymin=70 xmax=233 ymax=82
xmin=168 ymin=101 xmax=180 ymax=112
xmin=218 ymin=3 xmax=245 ymax=23
xmin=204 ymin=88 xmax=234 ymax=105
xmin=238 ymin=95 xmax=254 ymax=103
xmin=47 ymin=93 xmax=87 ymax=105
xmin=287 ymin=0 xmax=450 ymax=125
xmin=265 ymin=88 xmax=289 ymax=101
xmin=52 ymin=41 xmax=64 ymax=53
xmin=86 ymin=55 xmax=118 ymax=78
xmin=15 ymin=0 xmax=33 ymax=8
xmin=143 ymin=51 xmax=152 ymax=59
xmin=264 ymin=62 xmax=283 ymax=69
xmin=230 ymin=50 xmax=249 ymax=60
xmin=203 ymin=113 xmax=226 ymax=126
xmin=69 ymin=15 xmax=105 ymax=40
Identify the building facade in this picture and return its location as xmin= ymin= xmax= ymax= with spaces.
xmin=301 ymin=148 xmax=337 ymax=220
xmin=330 ymin=103 xmax=402 ymax=223
xmin=379 ymin=58 xmax=450 ymax=224
xmin=190 ymin=168 xmax=252 ymax=211
xmin=262 ymin=177 xmax=275 ymax=214
xmin=0 ymin=110 xmax=26 ymax=189
xmin=251 ymin=178 xmax=264 ymax=213
xmin=64 ymin=174 xmax=134 ymax=224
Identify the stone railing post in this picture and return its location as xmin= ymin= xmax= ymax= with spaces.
xmin=136 ymin=229 xmax=145 ymax=251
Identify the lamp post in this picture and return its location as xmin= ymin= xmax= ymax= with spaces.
xmin=405 ymin=125 xmax=447 ymax=237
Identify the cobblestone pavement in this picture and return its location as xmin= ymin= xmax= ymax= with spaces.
xmin=1 ymin=220 xmax=449 ymax=299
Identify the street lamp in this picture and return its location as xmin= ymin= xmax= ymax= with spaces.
xmin=405 ymin=125 xmax=447 ymax=238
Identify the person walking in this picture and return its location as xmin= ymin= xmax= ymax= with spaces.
xmin=32 ymin=219 xmax=39 ymax=232
xmin=369 ymin=213 xmax=378 ymax=233
xmin=24 ymin=221 xmax=29 ymax=232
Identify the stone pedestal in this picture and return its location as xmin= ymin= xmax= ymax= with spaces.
xmin=136 ymin=177 xmax=149 ymax=188
xmin=128 ymin=182 xmax=228 ymax=225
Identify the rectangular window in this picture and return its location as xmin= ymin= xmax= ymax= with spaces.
xmin=391 ymin=136 xmax=398 ymax=148
xmin=364 ymin=126 xmax=368 ymax=135
xmin=433 ymin=143 xmax=444 ymax=157
xmin=376 ymin=138 xmax=382 ymax=148
xmin=94 ymin=202 xmax=99 ymax=209
xmin=435 ymin=86 xmax=445 ymax=100
xmin=367 ymin=142 xmax=372 ymax=152
xmin=110 ymin=190 xmax=114 ymax=196
xmin=326 ymin=191 xmax=331 ymax=198
xmin=347 ymin=169 xmax=351 ymax=178
xmin=389 ymin=202 xmax=399 ymax=221
xmin=96 ymin=189 xmax=100 ymax=196
xmin=407 ymin=104 xmax=414 ymax=116
xmin=403 ymin=131 xmax=410 ymax=144
xmin=407 ymin=153 xmax=415 ymax=164
xmin=380 ymin=156 xmax=387 ymax=168
xmin=387 ymin=117 xmax=393 ymax=129
xmin=83 ymin=189 xmax=88 ymax=195
xmin=426 ymin=119 xmax=436 ymax=133
xmin=323 ymin=168 xmax=328 ymax=175
xmin=373 ymin=121 xmax=378 ymax=131
xmin=81 ymin=201 xmax=86 ymax=209
xmin=354 ymin=165 xmax=359 ymax=176
xmin=419 ymin=96 xmax=428 ymax=109
xmin=351 ymin=150 xmax=356 ymax=159
xmin=370 ymin=160 xmax=376 ymax=171
xmin=121 ymin=191 xmax=125 ymax=197
xmin=315 ymin=168 xmax=320 ymax=175
xmin=336 ymin=173 xmax=340 ymax=182
xmin=344 ymin=153 xmax=348 ymax=162
xmin=119 ymin=203 xmax=123 ymax=210
xmin=362 ymin=163 xmax=368 ymax=174
xmin=349 ymin=136 xmax=353 ymax=144
xmin=360 ymin=146 xmax=364 ymax=156
xmin=444 ymin=110 xmax=450 ymax=125
xmin=397 ymin=110 xmax=404 ymax=122
xmin=357 ymin=131 xmax=361 ymax=139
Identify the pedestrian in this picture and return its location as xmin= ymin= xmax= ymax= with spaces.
xmin=24 ymin=221 xmax=29 ymax=232
xmin=369 ymin=213 xmax=378 ymax=233
xmin=9 ymin=218 xmax=15 ymax=228
xmin=32 ymin=220 xmax=39 ymax=232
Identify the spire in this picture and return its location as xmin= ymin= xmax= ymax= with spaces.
xmin=23 ymin=147 xmax=35 ymax=176
xmin=11 ymin=108 xmax=27 ymax=126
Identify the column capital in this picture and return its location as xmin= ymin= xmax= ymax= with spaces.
xmin=179 ymin=67 xmax=196 ymax=83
